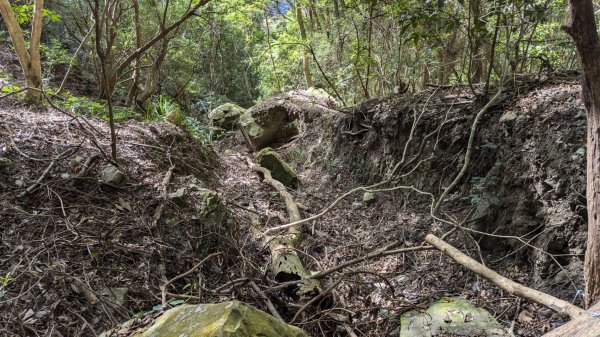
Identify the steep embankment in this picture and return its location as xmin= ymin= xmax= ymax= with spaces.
xmin=0 ymin=77 xmax=589 ymax=336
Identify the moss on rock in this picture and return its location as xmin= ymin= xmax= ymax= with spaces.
xmin=110 ymin=301 xmax=307 ymax=337
xmin=208 ymin=103 xmax=245 ymax=130
xmin=256 ymin=148 xmax=299 ymax=188
xmin=400 ymin=297 xmax=507 ymax=337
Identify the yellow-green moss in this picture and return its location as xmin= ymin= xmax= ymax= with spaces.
xmin=256 ymin=148 xmax=299 ymax=188
xmin=132 ymin=301 xmax=308 ymax=337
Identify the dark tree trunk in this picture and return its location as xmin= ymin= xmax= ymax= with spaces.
xmin=564 ymin=0 xmax=600 ymax=308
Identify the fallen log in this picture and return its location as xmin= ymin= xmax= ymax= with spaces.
xmin=542 ymin=302 xmax=600 ymax=336
xmin=425 ymin=234 xmax=585 ymax=319
xmin=246 ymin=157 xmax=321 ymax=298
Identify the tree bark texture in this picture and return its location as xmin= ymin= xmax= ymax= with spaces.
xmin=0 ymin=0 xmax=44 ymax=102
xmin=564 ymin=0 xmax=600 ymax=308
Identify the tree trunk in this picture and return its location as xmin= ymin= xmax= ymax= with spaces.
xmin=564 ymin=0 xmax=600 ymax=308
xmin=296 ymin=3 xmax=313 ymax=88
xmin=0 ymin=0 xmax=44 ymax=103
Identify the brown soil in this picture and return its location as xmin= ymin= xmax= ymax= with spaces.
xmin=0 ymin=75 xmax=589 ymax=337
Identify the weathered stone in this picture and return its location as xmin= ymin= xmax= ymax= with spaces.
xmin=168 ymin=188 xmax=188 ymax=206
xmin=499 ymin=110 xmax=517 ymax=124
xmin=400 ymin=297 xmax=507 ymax=337
xmin=208 ymin=103 xmax=245 ymax=130
xmin=239 ymin=89 xmax=338 ymax=150
xmin=363 ymin=191 xmax=377 ymax=205
xmin=100 ymin=287 xmax=129 ymax=307
xmin=256 ymin=148 xmax=299 ymax=188
xmin=129 ymin=301 xmax=308 ymax=337
xmin=100 ymin=164 xmax=125 ymax=185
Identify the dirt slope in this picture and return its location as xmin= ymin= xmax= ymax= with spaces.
xmin=0 ymin=77 xmax=589 ymax=337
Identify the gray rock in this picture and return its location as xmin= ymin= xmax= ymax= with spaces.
xmin=363 ymin=191 xmax=377 ymax=205
xmin=100 ymin=164 xmax=125 ymax=185
xmin=499 ymin=110 xmax=517 ymax=124
xmin=400 ymin=297 xmax=507 ymax=337
xmin=208 ymin=103 xmax=245 ymax=130
xmin=101 ymin=287 xmax=129 ymax=306
xmin=256 ymin=147 xmax=299 ymax=188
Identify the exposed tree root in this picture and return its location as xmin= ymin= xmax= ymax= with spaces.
xmin=245 ymin=157 xmax=321 ymax=298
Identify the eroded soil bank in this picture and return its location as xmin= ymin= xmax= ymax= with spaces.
xmin=0 ymin=76 xmax=588 ymax=336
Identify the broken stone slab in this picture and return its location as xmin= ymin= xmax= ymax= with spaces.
xmin=101 ymin=301 xmax=308 ymax=337
xmin=198 ymin=189 xmax=231 ymax=227
xmin=208 ymin=103 xmax=246 ymax=130
xmin=256 ymin=147 xmax=299 ymax=188
xmin=400 ymin=297 xmax=508 ymax=337
xmin=100 ymin=164 xmax=125 ymax=185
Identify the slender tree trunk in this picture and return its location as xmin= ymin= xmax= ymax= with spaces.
xmin=564 ymin=0 xmax=600 ymax=308
xmin=126 ymin=0 xmax=142 ymax=107
xmin=0 ymin=0 xmax=44 ymax=103
xmin=296 ymin=3 xmax=313 ymax=88
xmin=469 ymin=0 xmax=483 ymax=83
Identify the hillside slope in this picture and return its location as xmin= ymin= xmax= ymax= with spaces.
xmin=0 ymin=77 xmax=589 ymax=336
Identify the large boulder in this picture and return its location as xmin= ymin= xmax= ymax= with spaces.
xmin=256 ymin=147 xmax=298 ymax=188
xmin=239 ymin=89 xmax=339 ymax=150
xmin=129 ymin=301 xmax=308 ymax=337
xmin=400 ymin=297 xmax=507 ymax=337
xmin=208 ymin=103 xmax=245 ymax=130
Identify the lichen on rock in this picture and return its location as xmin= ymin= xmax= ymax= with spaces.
xmin=130 ymin=301 xmax=308 ymax=337
xmin=208 ymin=103 xmax=245 ymax=130
xmin=400 ymin=297 xmax=507 ymax=337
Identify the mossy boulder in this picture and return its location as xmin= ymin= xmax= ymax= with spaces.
xmin=363 ymin=192 xmax=377 ymax=205
xmin=400 ymin=297 xmax=507 ymax=337
xmin=104 ymin=301 xmax=308 ymax=337
xmin=256 ymin=148 xmax=299 ymax=188
xmin=208 ymin=103 xmax=245 ymax=130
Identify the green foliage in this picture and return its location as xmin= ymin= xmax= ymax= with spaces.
xmin=182 ymin=116 xmax=213 ymax=145
xmin=63 ymin=96 xmax=106 ymax=116
xmin=146 ymin=95 xmax=181 ymax=121
xmin=10 ymin=4 xmax=60 ymax=24
xmin=1 ymin=85 xmax=22 ymax=94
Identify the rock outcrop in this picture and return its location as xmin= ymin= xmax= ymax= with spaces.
xmin=103 ymin=301 xmax=308 ymax=337
xmin=209 ymin=103 xmax=245 ymax=130
xmin=239 ymin=88 xmax=339 ymax=150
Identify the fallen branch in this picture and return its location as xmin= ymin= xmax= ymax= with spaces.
xmin=152 ymin=165 xmax=175 ymax=228
xmin=161 ymin=252 xmax=221 ymax=305
xmin=18 ymin=160 xmax=55 ymax=197
xmin=425 ymin=234 xmax=585 ymax=318
xmin=542 ymin=302 xmax=600 ymax=336
xmin=249 ymin=281 xmax=283 ymax=321
xmin=246 ymin=157 xmax=321 ymax=294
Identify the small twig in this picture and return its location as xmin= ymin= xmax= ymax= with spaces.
xmin=249 ymin=281 xmax=283 ymax=321
xmin=76 ymin=154 xmax=100 ymax=178
xmin=161 ymin=252 xmax=221 ymax=305
xmin=152 ymin=165 xmax=175 ymax=228
xmin=18 ymin=161 xmax=56 ymax=197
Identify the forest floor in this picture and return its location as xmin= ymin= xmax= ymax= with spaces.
xmin=0 ymin=76 xmax=588 ymax=336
